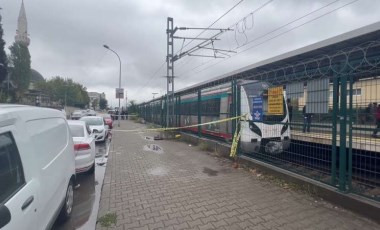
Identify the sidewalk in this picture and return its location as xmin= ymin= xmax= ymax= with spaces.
xmin=96 ymin=120 xmax=379 ymax=230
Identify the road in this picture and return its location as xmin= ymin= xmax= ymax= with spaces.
xmin=52 ymin=140 xmax=110 ymax=230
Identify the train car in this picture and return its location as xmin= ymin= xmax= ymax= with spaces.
xmin=239 ymin=81 xmax=290 ymax=154
xmin=180 ymin=81 xmax=291 ymax=154
xmin=180 ymin=84 xmax=233 ymax=140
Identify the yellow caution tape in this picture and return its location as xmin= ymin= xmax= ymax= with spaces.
xmin=111 ymin=114 xmax=247 ymax=133
xmin=230 ymin=123 xmax=242 ymax=158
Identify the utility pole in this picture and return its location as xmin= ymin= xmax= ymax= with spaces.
xmin=165 ymin=17 xmax=233 ymax=128
xmin=166 ymin=17 xmax=175 ymax=127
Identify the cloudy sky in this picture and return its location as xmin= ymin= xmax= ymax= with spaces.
xmin=1 ymin=0 xmax=380 ymax=107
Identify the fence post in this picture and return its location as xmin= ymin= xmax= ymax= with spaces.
xmin=237 ymin=83 xmax=241 ymax=155
xmin=348 ymin=75 xmax=353 ymax=190
xmin=331 ymin=76 xmax=339 ymax=186
xmin=198 ymin=90 xmax=202 ymax=137
xmin=177 ymin=96 xmax=181 ymax=128
xmin=231 ymin=80 xmax=237 ymax=135
xmin=339 ymin=74 xmax=348 ymax=191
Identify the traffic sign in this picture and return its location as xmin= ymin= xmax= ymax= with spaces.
xmin=115 ymin=88 xmax=124 ymax=99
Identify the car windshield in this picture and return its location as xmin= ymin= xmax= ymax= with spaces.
xmin=80 ymin=117 xmax=103 ymax=126
xmin=69 ymin=124 xmax=84 ymax=137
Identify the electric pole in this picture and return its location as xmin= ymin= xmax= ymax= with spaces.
xmin=165 ymin=17 xmax=233 ymax=128
xmin=166 ymin=17 xmax=175 ymax=127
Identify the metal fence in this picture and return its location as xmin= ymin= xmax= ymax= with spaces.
xmin=138 ymin=29 xmax=380 ymax=201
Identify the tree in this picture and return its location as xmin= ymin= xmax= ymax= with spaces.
xmin=35 ymin=76 xmax=90 ymax=108
xmin=99 ymin=97 xmax=108 ymax=110
xmin=92 ymin=98 xmax=98 ymax=110
xmin=0 ymin=10 xmax=8 ymax=84
xmin=128 ymin=100 xmax=139 ymax=114
xmin=9 ymin=42 xmax=31 ymax=99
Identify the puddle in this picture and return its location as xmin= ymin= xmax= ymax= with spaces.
xmin=203 ymin=167 xmax=218 ymax=176
xmin=148 ymin=167 xmax=168 ymax=176
xmin=143 ymin=144 xmax=164 ymax=154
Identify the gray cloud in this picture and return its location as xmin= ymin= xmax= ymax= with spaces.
xmin=1 ymin=0 xmax=380 ymax=106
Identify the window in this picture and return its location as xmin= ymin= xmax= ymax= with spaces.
xmin=69 ymin=124 xmax=85 ymax=137
xmin=0 ymin=132 xmax=25 ymax=203
xmin=353 ymin=88 xmax=362 ymax=96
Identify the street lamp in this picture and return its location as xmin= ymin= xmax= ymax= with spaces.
xmin=103 ymin=44 xmax=122 ymax=127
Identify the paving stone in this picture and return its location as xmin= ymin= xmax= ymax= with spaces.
xmin=96 ymin=120 xmax=380 ymax=230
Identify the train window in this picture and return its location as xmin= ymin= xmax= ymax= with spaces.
xmin=201 ymin=98 xmax=220 ymax=115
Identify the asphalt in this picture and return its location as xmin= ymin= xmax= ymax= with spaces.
xmin=52 ymin=141 xmax=109 ymax=230
xmin=96 ymin=120 xmax=380 ymax=230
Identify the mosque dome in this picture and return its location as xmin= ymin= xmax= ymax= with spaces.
xmin=30 ymin=69 xmax=44 ymax=83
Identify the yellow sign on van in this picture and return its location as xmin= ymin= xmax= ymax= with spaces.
xmin=268 ymin=86 xmax=283 ymax=115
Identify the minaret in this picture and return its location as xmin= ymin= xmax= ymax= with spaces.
xmin=15 ymin=0 xmax=30 ymax=46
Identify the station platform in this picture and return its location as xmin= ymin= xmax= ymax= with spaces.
xmin=96 ymin=120 xmax=379 ymax=230
xmin=291 ymin=129 xmax=380 ymax=152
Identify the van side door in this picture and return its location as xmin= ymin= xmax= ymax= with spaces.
xmin=0 ymin=131 xmax=37 ymax=230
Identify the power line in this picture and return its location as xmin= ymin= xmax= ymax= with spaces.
xmin=180 ymin=0 xmax=358 ymax=78
xmin=236 ymin=0 xmax=340 ymax=49
xmin=176 ymin=0 xmax=273 ymax=73
xmin=129 ymin=60 xmax=166 ymax=99
xmin=133 ymin=0 xmax=246 ymax=101
xmin=239 ymin=0 xmax=359 ymax=54
xmin=174 ymin=0 xmax=245 ymax=55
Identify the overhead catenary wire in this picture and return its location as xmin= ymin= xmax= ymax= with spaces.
xmin=173 ymin=0 xmax=245 ymax=56
xmin=180 ymin=0 xmax=358 ymax=78
xmin=129 ymin=60 xmax=166 ymax=99
xmin=176 ymin=0 xmax=274 ymax=71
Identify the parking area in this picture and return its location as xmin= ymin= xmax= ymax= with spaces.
xmin=53 ymin=141 xmax=110 ymax=230
xmin=96 ymin=120 xmax=380 ymax=230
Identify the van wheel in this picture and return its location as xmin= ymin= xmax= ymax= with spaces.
xmin=87 ymin=161 xmax=95 ymax=174
xmin=58 ymin=180 xmax=74 ymax=221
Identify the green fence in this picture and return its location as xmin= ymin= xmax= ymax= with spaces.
xmin=138 ymin=34 xmax=380 ymax=202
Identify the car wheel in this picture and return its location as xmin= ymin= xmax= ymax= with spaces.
xmin=58 ymin=180 xmax=74 ymax=221
xmin=87 ymin=161 xmax=95 ymax=174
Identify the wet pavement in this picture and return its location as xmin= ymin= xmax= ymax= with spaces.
xmin=52 ymin=140 xmax=110 ymax=230
xmin=96 ymin=120 xmax=380 ymax=230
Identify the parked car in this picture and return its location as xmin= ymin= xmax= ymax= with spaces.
xmin=79 ymin=116 xmax=108 ymax=142
xmin=107 ymin=110 xmax=116 ymax=120
xmin=102 ymin=114 xmax=113 ymax=129
xmin=68 ymin=120 xmax=96 ymax=174
xmin=0 ymin=104 xmax=76 ymax=230
xmin=85 ymin=109 xmax=96 ymax=116
xmin=71 ymin=110 xmax=85 ymax=120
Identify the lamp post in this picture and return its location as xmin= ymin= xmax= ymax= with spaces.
xmin=103 ymin=44 xmax=122 ymax=127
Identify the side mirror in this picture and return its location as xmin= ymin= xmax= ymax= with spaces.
xmin=0 ymin=204 xmax=11 ymax=228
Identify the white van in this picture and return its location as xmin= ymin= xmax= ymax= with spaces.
xmin=0 ymin=105 xmax=76 ymax=230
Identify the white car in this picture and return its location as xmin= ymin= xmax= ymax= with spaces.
xmin=0 ymin=104 xmax=76 ymax=230
xmin=71 ymin=110 xmax=85 ymax=120
xmin=79 ymin=116 xmax=108 ymax=142
xmin=68 ymin=120 xmax=96 ymax=174
xmin=86 ymin=109 xmax=96 ymax=116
